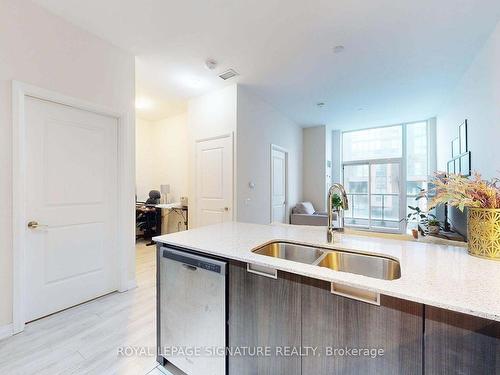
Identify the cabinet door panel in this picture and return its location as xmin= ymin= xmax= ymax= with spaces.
xmin=425 ymin=306 xmax=500 ymax=374
xmin=302 ymin=278 xmax=423 ymax=375
xmin=228 ymin=263 xmax=301 ymax=375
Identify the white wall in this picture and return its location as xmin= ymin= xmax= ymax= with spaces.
xmin=136 ymin=113 xmax=189 ymax=203
xmin=0 ymin=0 xmax=135 ymax=328
xmin=236 ymin=86 xmax=303 ymax=224
xmin=303 ymin=126 xmax=327 ymax=211
xmin=150 ymin=113 xmax=189 ymax=203
xmin=436 ymin=20 xmax=500 ymax=179
xmin=435 ymin=20 xmax=500 ymax=236
xmin=187 ymin=85 xmax=238 ymax=227
xmin=136 ymin=118 xmax=156 ymax=201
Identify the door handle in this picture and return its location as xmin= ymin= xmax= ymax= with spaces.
xmin=247 ymin=263 xmax=278 ymax=279
xmin=224 ymin=207 xmax=230 ymax=212
xmin=330 ymin=282 xmax=380 ymax=306
xmin=27 ymin=221 xmax=48 ymax=229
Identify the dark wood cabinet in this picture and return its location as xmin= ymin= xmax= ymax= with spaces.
xmin=226 ymin=259 xmax=499 ymax=375
xmin=301 ymin=278 xmax=423 ymax=375
xmin=424 ymin=306 xmax=500 ymax=375
xmin=228 ymin=262 xmax=302 ymax=375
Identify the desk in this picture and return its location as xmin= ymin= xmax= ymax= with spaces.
xmin=156 ymin=203 xmax=188 ymax=231
xmin=156 ymin=202 xmax=182 ymax=209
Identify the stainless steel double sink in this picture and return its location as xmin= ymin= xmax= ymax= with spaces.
xmin=252 ymin=241 xmax=401 ymax=280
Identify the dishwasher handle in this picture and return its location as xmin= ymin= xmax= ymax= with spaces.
xmin=162 ymin=247 xmax=227 ymax=275
xmin=182 ymin=264 xmax=198 ymax=271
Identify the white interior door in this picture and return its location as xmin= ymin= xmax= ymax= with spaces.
xmin=271 ymin=146 xmax=287 ymax=223
xmin=25 ymin=96 xmax=119 ymax=322
xmin=195 ymin=135 xmax=233 ymax=227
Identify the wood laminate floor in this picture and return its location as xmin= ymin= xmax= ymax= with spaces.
xmin=0 ymin=242 xmax=171 ymax=375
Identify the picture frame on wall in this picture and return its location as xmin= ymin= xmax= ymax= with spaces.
xmin=460 ymin=152 xmax=471 ymax=176
xmin=452 ymin=137 xmax=460 ymax=157
xmin=459 ymin=120 xmax=468 ymax=154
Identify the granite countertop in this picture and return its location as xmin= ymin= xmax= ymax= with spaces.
xmin=154 ymin=222 xmax=500 ymax=322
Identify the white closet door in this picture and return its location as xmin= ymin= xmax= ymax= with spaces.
xmin=25 ymin=96 xmax=119 ymax=322
xmin=195 ymin=135 xmax=233 ymax=227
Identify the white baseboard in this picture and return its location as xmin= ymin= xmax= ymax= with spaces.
xmin=127 ymin=278 xmax=138 ymax=290
xmin=118 ymin=278 xmax=137 ymax=293
xmin=0 ymin=323 xmax=13 ymax=341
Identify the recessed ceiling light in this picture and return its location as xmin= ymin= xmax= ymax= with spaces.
xmin=333 ymin=45 xmax=345 ymax=54
xmin=317 ymin=102 xmax=325 ymax=107
xmin=135 ymin=98 xmax=153 ymax=110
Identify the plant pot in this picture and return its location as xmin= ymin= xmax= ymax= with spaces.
xmin=428 ymin=225 xmax=440 ymax=235
xmin=411 ymin=229 xmax=419 ymax=239
xmin=467 ymin=208 xmax=500 ymax=260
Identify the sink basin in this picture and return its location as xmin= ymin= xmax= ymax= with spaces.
xmin=252 ymin=241 xmax=324 ymax=264
xmin=316 ymin=251 xmax=401 ymax=280
xmin=252 ymin=241 xmax=401 ymax=280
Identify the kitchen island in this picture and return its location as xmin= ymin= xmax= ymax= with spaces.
xmin=154 ymin=222 xmax=500 ymax=375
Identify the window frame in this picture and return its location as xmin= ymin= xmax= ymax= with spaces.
xmin=341 ymin=119 xmax=434 ymax=234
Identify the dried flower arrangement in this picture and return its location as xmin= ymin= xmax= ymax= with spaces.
xmin=424 ymin=172 xmax=500 ymax=259
xmin=427 ymin=172 xmax=500 ymax=211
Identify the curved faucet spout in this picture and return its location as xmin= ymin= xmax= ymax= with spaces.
xmin=327 ymin=183 xmax=349 ymax=243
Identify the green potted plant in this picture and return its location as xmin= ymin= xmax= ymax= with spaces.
xmin=406 ymin=205 xmax=438 ymax=238
xmin=427 ymin=218 xmax=441 ymax=235
xmin=331 ymin=193 xmax=344 ymax=210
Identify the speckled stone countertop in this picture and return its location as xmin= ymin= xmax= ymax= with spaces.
xmin=154 ymin=222 xmax=500 ymax=322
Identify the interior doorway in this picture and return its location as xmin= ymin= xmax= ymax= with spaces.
xmin=270 ymin=144 xmax=288 ymax=224
xmin=195 ymin=135 xmax=234 ymax=227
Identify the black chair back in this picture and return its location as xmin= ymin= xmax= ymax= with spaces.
xmin=145 ymin=190 xmax=161 ymax=205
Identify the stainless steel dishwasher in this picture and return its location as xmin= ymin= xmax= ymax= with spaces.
xmin=158 ymin=247 xmax=227 ymax=375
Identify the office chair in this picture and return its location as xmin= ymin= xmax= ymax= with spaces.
xmin=145 ymin=190 xmax=161 ymax=205
xmin=136 ymin=190 xmax=161 ymax=244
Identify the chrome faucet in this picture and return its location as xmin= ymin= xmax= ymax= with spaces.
xmin=327 ymin=183 xmax=349 ymax=243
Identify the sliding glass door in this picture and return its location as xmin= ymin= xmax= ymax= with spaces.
xmin=343 ymin=164 xmax=369 ymax=227
xmin=344 ymin=160 xmax=403 ymax=232
xmin=370 ymin=162 xmax=401 ymax=230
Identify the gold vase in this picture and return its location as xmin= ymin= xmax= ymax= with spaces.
xmin=467 ymin=208 xmax=500 ymax=260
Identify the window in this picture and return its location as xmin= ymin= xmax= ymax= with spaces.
xmin=342 ymin=121 xmax=431 ymax=233
xmin=343 ymin=125 xmax=402 ymax=162
xmin=343 ymin=164 xmax=369 ymax=227
xmin=406 ymin=121 xmax=428 ymax=217
xmin=344 ymin=161 xmax=402 ymax=231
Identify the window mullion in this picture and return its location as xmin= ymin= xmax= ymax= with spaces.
xmin=401 ymin=124 xmax=408 ymax=233
xmin=368 ymin=162 xmax=372 ymax=230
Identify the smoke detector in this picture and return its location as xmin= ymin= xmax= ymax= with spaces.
xmin=218 ymin=69 xmax=239 ymax=80
xmin=205 ymin=59 xmax=218 ymax=70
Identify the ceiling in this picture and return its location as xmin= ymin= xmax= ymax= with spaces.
xmin=33 ymin=0 xmax=500 ymax=127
